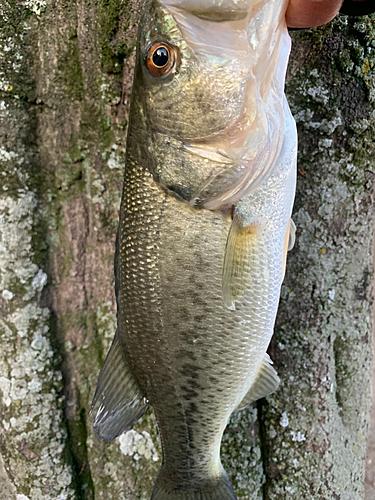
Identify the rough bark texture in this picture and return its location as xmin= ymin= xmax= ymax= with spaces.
xmin=263 ymin=19 xmax=375 ymax=499
xmin=0 ymin=1 xmax=373 ymax=499
xmin=366 ymin=336 xmax=375 ymax=500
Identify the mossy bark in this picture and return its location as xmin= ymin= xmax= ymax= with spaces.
xmin=0 ymin=1 xmax=373 ymax=499
xmin=262 ymin=17 xmax=375 ymax=498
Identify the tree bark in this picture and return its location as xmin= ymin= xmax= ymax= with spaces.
xmin=0 ymin=1 xmax=373 ymax=499
xmin=262 ymin=20 xmax=375 ymax=499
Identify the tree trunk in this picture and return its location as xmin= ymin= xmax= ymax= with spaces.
xmin=262 ymin=20 xmax=375 ymax=499
xmin=0 ymin=1 xmax=373 ymax=499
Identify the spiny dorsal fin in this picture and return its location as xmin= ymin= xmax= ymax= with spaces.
xmin=222 ymin=209 xmax=261 ymax=310
xmin=236 ymin=354 xmax=280 ymax=411
xmin=90 ymin=330 xmax=148 ymax=441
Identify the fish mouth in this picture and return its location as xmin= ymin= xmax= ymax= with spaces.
xmin=177 ymin=7 xmax=249 ymax=22
xmin=159 ymin=0 xmax=262 ymax=22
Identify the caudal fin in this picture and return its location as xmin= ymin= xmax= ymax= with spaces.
xmin=151 ymin=468 xmax=237 ymax=500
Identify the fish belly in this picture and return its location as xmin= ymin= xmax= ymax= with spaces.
xmin=116 ymin=137 xmax=295 ymax=485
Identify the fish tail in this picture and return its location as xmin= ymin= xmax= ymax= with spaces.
xmin=151 ymin=467 xmax=238 ymax=500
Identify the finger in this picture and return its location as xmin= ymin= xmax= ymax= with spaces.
xmin=286 ymin=0 xmax=343 ymax=28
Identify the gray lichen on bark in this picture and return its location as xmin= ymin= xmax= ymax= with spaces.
xmin=0 ymin=1 xmax=373 ymax=499
xmin=261 ymin=17 xmax=375 ymax=499
xmin=0 ymin=1 xmax=74 ymax=498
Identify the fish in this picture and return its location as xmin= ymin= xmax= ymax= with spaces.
xmin=91 ymin=1 xmax=297 ymax=499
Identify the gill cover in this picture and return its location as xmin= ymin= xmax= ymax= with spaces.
xmin=134 ymin=0 xmax=293 ymax=209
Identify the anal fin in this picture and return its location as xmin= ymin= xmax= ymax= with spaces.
xmin=222 ymin=209 xmax=261 ymax=309
xmin=90 ymin=330 xmax=148 ymax=441
xmin=236 ymin=354 xmax=280 ymax=411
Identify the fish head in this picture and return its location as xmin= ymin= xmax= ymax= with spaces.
xmin=128 ymin=0 xmax=291 ymax=208
xmin=135 ymin=0 xmax=257 ymax=141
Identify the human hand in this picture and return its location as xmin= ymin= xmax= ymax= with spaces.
xmin=286 ymin=0 xmax=375 ymax=28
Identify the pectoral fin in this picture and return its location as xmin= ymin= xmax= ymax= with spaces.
xmin=282 ymin=218 xmax=296 ymax=281
xmin=90 ymin=330 xmax=148 ymax=441
xmin=288 ymin=219 xmax=296 ymax=251
xmin=222 ymin=210 xmax=261 ymax=309
xmin=236 ymin=354 xmax=280 ymax=411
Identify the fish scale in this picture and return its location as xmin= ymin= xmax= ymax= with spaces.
xmin=91 ymin=1 xmax=296 ymax=498
xmin=114 ymin=113 xmax=295 ymax=491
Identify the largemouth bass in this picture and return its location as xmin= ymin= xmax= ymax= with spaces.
xmin=91 ymin=1 xmax=297 ymax=499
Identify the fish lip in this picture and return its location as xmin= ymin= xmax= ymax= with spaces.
xmin=166 ymin=5 xmax=249 ymax=22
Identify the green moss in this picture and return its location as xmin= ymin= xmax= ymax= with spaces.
xmin=98 ymin=0 xmax=136 ymax=75
xmin=288 ymin=15 xmax=375 ymax=197
xmin=258 ymin=15 xmax=375 ymax=499
xmin=0 ymin=0 xmax=35 ymax=102
xmin=60 ymin=31 xmax=84 ymax=101
xmin=81 ymin=105 xmax=115 ymax=150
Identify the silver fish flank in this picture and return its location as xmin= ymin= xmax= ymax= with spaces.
xmin=91 ymin=1 xmax=297 ymax=499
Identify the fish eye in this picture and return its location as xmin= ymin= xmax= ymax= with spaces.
xmin=146 ymin=43 xmax=176 ymax=78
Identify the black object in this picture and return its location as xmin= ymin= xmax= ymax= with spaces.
xmin=153 ymin=47 xmax=169 ymax=68
xmin=340 ymin=0 xmax=375 ymax=16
